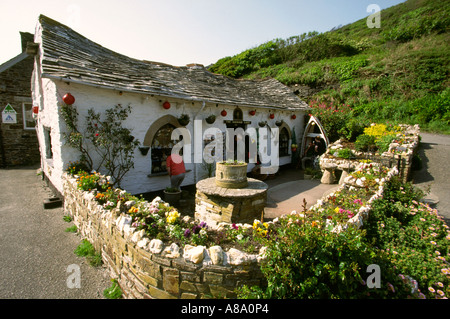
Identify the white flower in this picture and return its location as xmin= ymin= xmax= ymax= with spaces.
xmin=236 ymin=234 xmax=243 ymax=241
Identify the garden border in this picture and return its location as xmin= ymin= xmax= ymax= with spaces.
xmin=62 ymin=124 xmax=420 ymax=299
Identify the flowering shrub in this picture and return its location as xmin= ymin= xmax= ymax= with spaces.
xmin=66 ymin=160 xmax=90 ymax=175
xmin=239 ymin=210 xmax=416 ymax=299
xmin=76 ymin=171 xmax=111 ymax=192
xmin=364 ymin=177 xmax=450 ymax=299
xmin=308 ymin=101 xmax=359 ymax=142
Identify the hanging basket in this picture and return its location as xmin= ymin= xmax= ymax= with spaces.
xmin=178 ymin=114 xmax=190 ymax=126
xmin=205 ymin=115 xmax=216 ymax=124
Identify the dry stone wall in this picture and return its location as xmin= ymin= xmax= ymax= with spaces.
xmin=62 ymin=174 xmax=266 ymax=299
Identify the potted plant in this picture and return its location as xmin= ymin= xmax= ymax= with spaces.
xmin=303 ymin=167 xmax=315 ymax=180
xmin=163 ymin=187 xmax=182 ymax=206
xmin=205 ymin=114 xmax=216 ymax=124
xmin=178 ymin=114 xmax=190 ymax=126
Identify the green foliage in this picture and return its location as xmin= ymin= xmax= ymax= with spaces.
xmin=355 ymin=134 xmax=376 ymax=152
xmin=65 ymin=225 xmax=77 ymax=233
xmin=208 ymin=0 xmax=450 ymax=134
xmin=65 ymin=160 xmax=90 ymax=176
xmin=381 ymin=6 xmax=449 ymax=42
xmin=85 ymin=104 xmax=140 ymax=187
xmin=74 ymin=239 xmax=102 ymax=267
xmin=375 ymin=134 xmax=396 ymax=153
xmin=336 ymin=148 xmax=354 ymax=159
xmin=364 ymin=177 xmax=449 ymax=299
xmin=103 ymin=279 xmax=123 ymax=299
xmin=209 ymin=41 xmax=280 ymax=78
xmin=238 ymin=213 xmax=412 ymax=299
xmin=308 ymin=101 xmax=354 ymax=142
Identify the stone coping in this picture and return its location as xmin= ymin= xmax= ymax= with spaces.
xmin=196 ymin=177 xmax=268 ymax=198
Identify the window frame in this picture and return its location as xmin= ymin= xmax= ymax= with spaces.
xmin=22 ymin=102 xmax=35 ymax=130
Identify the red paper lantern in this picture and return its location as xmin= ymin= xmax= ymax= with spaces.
xmin=221 ymin=110 xmax=227 ymax=117
xmin=291 ymin=114 xmax=297 ymax=120
xmin=269 ymin=113 xmax=275 ymax=119
xmin=32 ymin=106 xmax=39 ymax=114
xmin=63 ymin=93 xmax=75 ymax=105
xmin=163 ymin=101 xmax=171 ymax=109
xmin=249 ymin=110 xmax=256 ymax=116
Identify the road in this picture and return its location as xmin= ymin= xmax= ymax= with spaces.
xmin=0 ymin=166 xmax=110 ymax=299
xmin=412 ymin=132 xmax=450 ymax=225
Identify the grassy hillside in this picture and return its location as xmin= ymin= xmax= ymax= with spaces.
xmin=208 ymin=0 xmax=449 ymax=134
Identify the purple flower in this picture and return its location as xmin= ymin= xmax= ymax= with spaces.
xmin=199 ymin=221 xmax=208 ymax=229
xmin=192 ymin=225 xmax=201 ymax=234
xmin=184 ymin=229 xmax=191 ymax=238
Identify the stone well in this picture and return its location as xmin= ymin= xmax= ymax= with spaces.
xmin=195 ymin=177 xmax=268 ymax=229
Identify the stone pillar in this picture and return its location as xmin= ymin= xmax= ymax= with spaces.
xmin=320 ymin=163 xmax=337 ymax=184
xmin=338 ymin=163 xmax=352 ymax=185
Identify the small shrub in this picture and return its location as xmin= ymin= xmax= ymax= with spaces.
xmin=74 ymin=239 xmax=102 ymax=267
xmin=65 ymin=225 xmax=77 ymax=233
xmin=103 ymin=279 xmax=122 ymax=299
xmin=336 ymin=148 xmax=354 ymax=159
xmin=375 ymin=134 xmax=396 ymax=153
xmin=355 ymin=134 xmax=376 ymax=152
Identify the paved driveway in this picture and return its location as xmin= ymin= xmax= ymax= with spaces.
xmin=0 ymin=166 xmax=110 ymax=299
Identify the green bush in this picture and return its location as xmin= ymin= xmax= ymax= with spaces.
xmin=336 ymin=148 xmax=354 ymax=159
xmin=354 ymin=134 xmax=376 ymax=152
xmin=375 ymin=134 xmax=396 ymax=153
xmin=363 ymin=178 xmax=449 ymax=299
xmin=238 ymin=213 xmax=412 ymax=299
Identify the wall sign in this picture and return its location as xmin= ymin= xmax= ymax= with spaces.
xmin=2 ymin=104 xmax=17 ymax=124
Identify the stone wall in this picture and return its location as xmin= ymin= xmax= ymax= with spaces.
xmin=0 ymin=50 xmax=40 ymax=167
xmin=319 ymin=124 xmax=420 ymax=184
xmin=62 ymin=173 xmax=266 ymax=299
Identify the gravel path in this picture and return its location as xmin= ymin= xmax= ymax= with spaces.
xmin=0 ymin=166 xmax=110 ymax=299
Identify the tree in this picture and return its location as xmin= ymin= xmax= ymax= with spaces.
xmin=61 ymin=103 xmax=139 ymax=188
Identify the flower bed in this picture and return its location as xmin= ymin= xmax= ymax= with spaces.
xmin=62 ymin=169 xmax=271 ymax=299
xmin=320 ymin=123 xmax=420 ymax=183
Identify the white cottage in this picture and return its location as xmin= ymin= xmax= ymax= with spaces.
xmin=31 ymin=15 xmax=309 ymax=196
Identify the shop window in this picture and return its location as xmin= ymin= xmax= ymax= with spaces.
xmin=151 ymin=123 xmax=178 ymax=174
xmin=279 ymin=127 xmax=289 ymax=157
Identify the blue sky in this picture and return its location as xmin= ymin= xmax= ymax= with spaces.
xmin=0 ymin=0 xmax=405 ymax=67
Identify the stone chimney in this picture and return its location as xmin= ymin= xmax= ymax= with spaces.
xmin=20 ymin=32 xmax=34 ymax=53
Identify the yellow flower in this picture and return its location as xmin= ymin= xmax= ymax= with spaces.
xmin=263 ymin=222 xmax=269 ymax=229
xmin=128 ymin=206 xmax=139 ymax=214
xmin=334 ymin=207 xmax=340 ymax=214
xmin=166 ymin=209 xmax=180 ymax=224
xmin=253 ymin=220 xmax=260 ymax=229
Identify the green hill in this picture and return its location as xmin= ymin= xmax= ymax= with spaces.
xmin=208 ymin=0 xmax=449 ymax=134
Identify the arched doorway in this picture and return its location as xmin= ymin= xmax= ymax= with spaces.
xmin=144 ymin=115 xmax=184 ymax=174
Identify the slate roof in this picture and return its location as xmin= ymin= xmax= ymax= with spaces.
xmin=38 ymin=15 xmax=308 ymax=110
